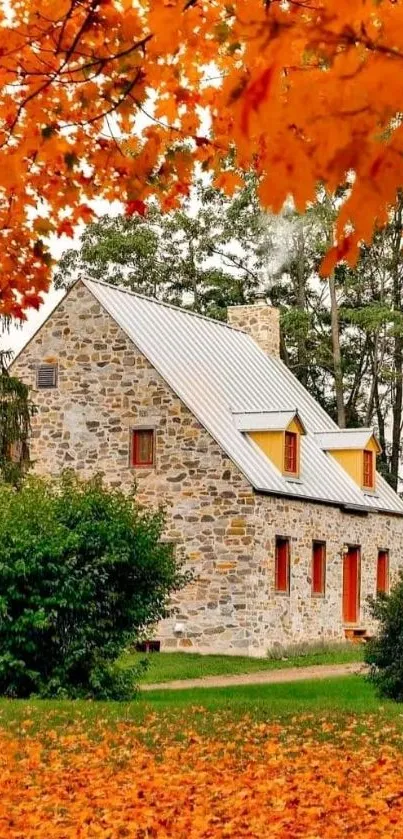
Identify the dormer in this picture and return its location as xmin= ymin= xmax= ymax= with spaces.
xmin=233 ymin=410 xmax=306 ymax=478
xmin=314 ymin=429 xmax=381 ymax=492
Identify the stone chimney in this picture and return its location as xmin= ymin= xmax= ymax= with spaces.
xmin=227 ymin=296 xmax=280 ymax=357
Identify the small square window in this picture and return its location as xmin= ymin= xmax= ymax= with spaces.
xmin=312 ymin=541 xmax=326 ymax=596
xmin=131 ymin=429 xmax=155 ymax=467
xmin=36 ymin=363 xmax=58 ymax=389
xmin=275 ymin=537 xmax=290 ymax=593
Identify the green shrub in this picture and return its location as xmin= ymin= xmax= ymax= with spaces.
xmin=365 ymin=573 xmax=403 ymax=700
xmin=0 ymin=472 xmax=190 ymax=699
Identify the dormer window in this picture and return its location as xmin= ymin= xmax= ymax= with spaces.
xmin=314 ymin=428 xmax=381 ymax=492
xmin=363 ymin=450 xmax=374 ymax=490
xmin=284 ymin=431 xmax=298 ymax=475
xmin=232 ymin=409 xmax=306 ymax=479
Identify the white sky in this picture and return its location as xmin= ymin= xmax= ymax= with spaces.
xmin=0 ymin=198 xmax=124 ymax=358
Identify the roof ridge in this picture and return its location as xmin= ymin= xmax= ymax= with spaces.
xmin=82 ymin=277 xmax=247 ymax=334
xmin=314 ymin=427 xmax=374 ymax=434
xmin=231 ymin=408 xmax=297 ymax=415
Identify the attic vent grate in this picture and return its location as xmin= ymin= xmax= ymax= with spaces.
xmin=36 ymin=363 xmax=58 ymax=389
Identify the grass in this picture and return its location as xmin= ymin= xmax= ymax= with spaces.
xmin=0 ymin=675 xmax=398 ymax=739
xmin=124 ymin=642 xmax=364 ymax=684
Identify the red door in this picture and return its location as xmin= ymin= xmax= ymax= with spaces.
xmin=343 ymin=547 xmax=360 ymax=624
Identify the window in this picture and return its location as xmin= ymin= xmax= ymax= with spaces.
xmin=36 ymin=363 xmax=58 ymax=389
xmin=284 ymin=431 xmax=298 ymax=474
xmin=312 ymin=541 xmax=326 ymax=596
xmin=363 ymin=449 xmax=374 ymax=489
xmin=135 ymin=640 xmax=161 ymax=653
xmin=275 ymin=537 xmax=290 ymax=593
xmin=131 ymin=429 xmax=155 ymax=467
xmin=377 ymin=550 xmax=389 ymax=595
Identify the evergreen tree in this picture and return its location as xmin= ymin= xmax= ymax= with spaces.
xmin=0 ymin=350 xmax=34 ymax=485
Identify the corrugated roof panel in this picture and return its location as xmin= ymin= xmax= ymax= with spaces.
xmin=315 ymin=429 xmax=375 ymax=451
xmin=233 ymin=410 xmax=299 ymax=432
xmin=83 ymin=279 xmax=403 ymax=516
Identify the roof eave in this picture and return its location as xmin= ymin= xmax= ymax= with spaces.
xmin=253 ymin=485 xmax=403 ymax=516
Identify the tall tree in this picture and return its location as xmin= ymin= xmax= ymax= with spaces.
xmin=340 ymin=196 xmax=403 ymax=489
xmin=1 ymin=2 xmax=403 ymax=316
xmin=55 ymin=180 xmax=271 ymax=320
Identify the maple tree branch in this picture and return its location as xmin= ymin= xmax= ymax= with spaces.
xmin=63 ymin=71 xmax=143 ymax=129
xmin=129 ymin=98 xmax=182 ymax=134
xmin=62 ymin=0 xmax=100 ymax=67
xmin=54 ymin=0 xmax=81 ymax=54
xmin=104 ymin=114 xmax=125 ymax=158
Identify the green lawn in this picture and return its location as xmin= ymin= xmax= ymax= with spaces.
xmin=124 ymin=643 xmax=364 ymax=684
xmin=0 ymin=675 xmax=399 ymax=744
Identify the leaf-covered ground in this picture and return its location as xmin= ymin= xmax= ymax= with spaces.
xmin=2 ymin=677 xmax=403 ymax=838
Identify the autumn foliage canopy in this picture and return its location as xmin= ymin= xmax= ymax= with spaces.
xmin=1 ymin=0 xmax=403 ymax=317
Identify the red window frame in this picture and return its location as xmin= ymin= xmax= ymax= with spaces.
xmin=377 ymin=550 xmax=389 ymax=595
xmin=363 ymin=449 xmax=374 ymax=489
xmin=284 ymin=431 xmax=298 ymax=474
xmin=312 ymin=541 xmax=326 ymax=596
xmin=131 ymin=429 xmax=155 ymax=467
xmin=275 ymin=537 xmax=290 ymax=594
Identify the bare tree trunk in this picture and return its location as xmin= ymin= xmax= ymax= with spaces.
xmin=391 ymin=336 xmax=402 ymax=490
xmin=189 ymin=241 xmax=199 ymax=311
xmin=294 ymin=225 xmax=308 ymax=387
xmin=280 ymin=331 xmax=290 ymax=368
xmin=374 ymin=379 xmax=387 ymax=454
xmin=365 ymin=335 xmax=379 ymax=426
xmin=328 ymin=271 xmax=346 ymax=427
xmin=390 ymin=194 xmax=403 ymax=491
xmin=345 ymin=337 xmax=369 ymax=426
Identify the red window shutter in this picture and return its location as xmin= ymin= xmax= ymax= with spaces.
xmin=312 ymin=542 xmax=326 ymax=595
xmin=131 ymin=429 xmax=154 ymax=466
xmin=275 ymin=538 xmax=290 ymax=593
xmin=377 ymin=550 xmax=389 ymax=594
xmin=363 ymin=450 xmax=374 ymax=488
xmin=284 ymin=432 xmax=298 ymax=473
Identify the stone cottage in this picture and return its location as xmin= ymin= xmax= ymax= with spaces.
xmin=11 ymin=278 xmax=403 ymax=656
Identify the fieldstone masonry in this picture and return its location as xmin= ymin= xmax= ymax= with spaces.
xmin=12 ymin=281 xmax=403 ymax=656
xmin=227 ymin=300 xmax=280 ymax=357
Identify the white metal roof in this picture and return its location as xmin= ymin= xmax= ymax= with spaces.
xmin=233 ymin=410 xmax=305 ymax=433
xmin=82 ymin=279 xmax=403 ymax=516
xmin=315 ymin=429 xmax=378 ymax=451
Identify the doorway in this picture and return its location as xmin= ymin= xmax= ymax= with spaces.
xmin=343 ymin=546 xmax=360 ymax=624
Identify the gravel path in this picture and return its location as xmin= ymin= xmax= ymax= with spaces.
xmin=142 ymin=661 xmax=367 ymax=691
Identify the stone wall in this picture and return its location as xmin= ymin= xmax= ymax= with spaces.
xmin=12 ymin=282 xmax=259 ymax=654
xmin=12 ymin=281 xmax=403 ymax=656
xmin=227 ymin=301 xmax=280 ymax=357
xmin=248 ymin=494 xmax=403 ymax=653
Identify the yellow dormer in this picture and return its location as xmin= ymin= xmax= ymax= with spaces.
xmin=233 ymin=410 xmax=306 ymax=478
xmin=314 ymin=429 xmax=381 ymax=491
